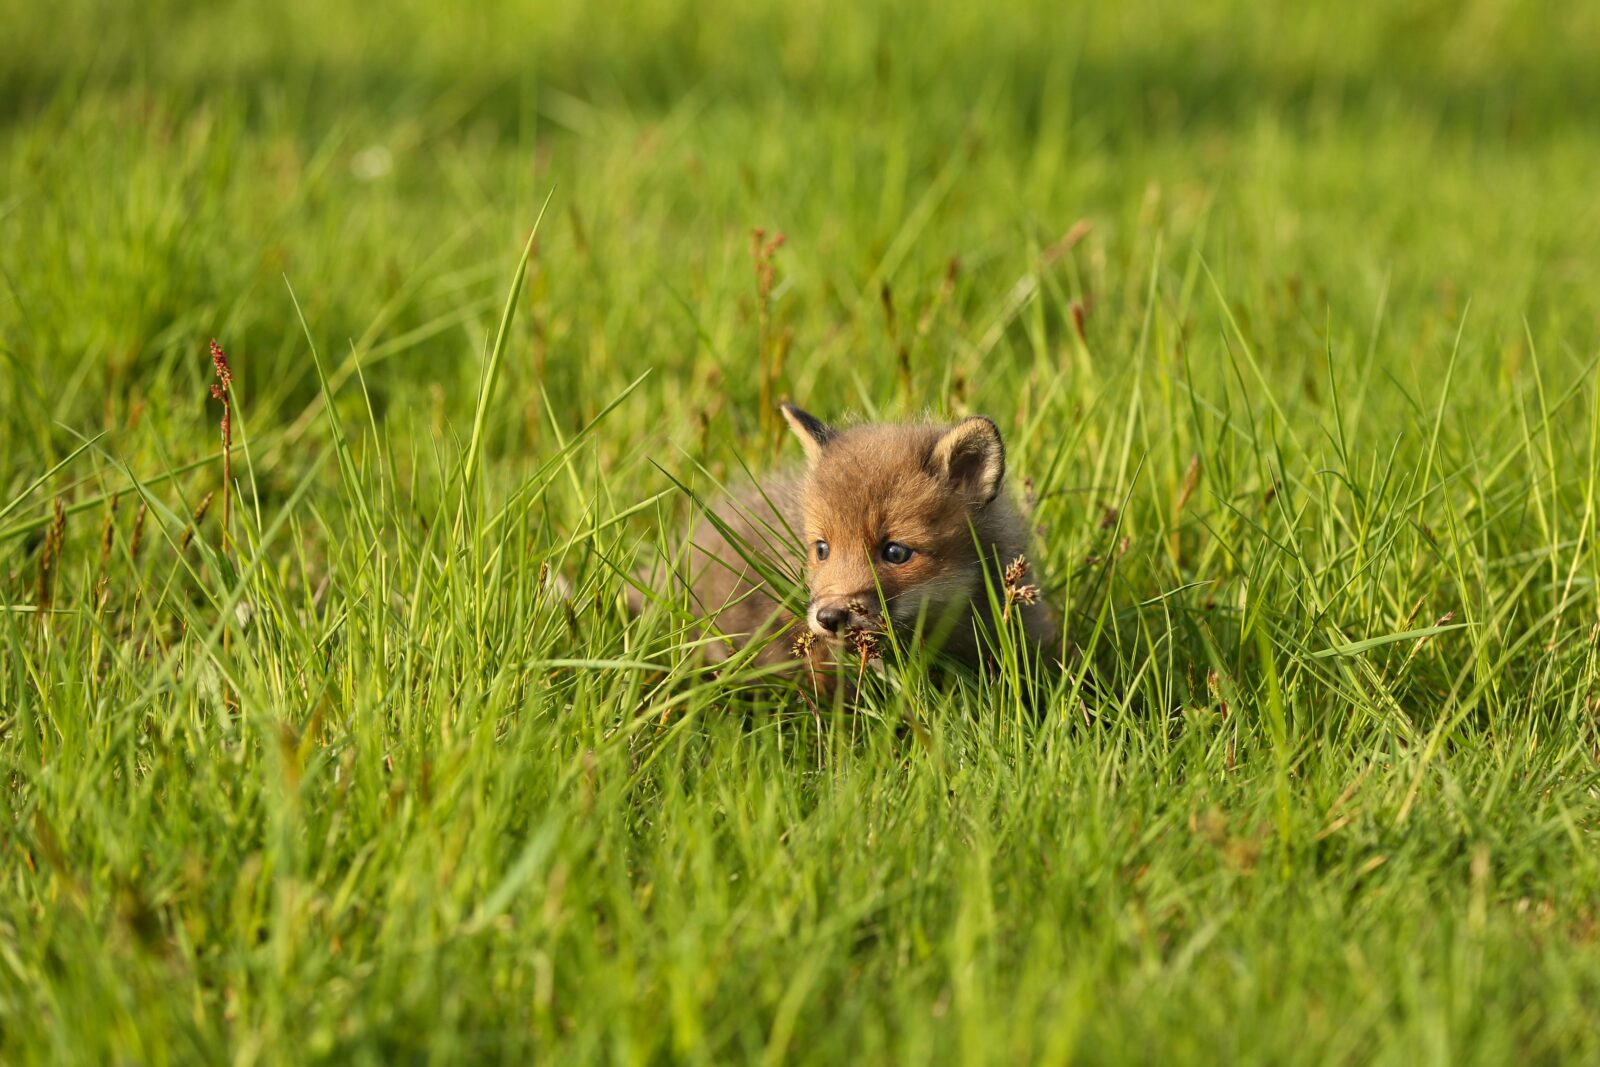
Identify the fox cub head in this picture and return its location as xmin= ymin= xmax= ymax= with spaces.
xmin=780 ymin=403 xmax=1019 ymax=646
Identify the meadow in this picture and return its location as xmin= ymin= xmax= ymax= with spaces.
xmin=3 ymin=1 xmax=1600 ymax=1062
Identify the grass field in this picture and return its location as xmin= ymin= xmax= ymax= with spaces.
xmin=4 ymin=1 xmax=1600 ymax=1062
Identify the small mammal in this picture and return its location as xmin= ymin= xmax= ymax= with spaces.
xmin=637 ymin=404 xmax=1058 ymax=684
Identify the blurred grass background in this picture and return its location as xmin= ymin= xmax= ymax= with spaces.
xmin=3 ymin=1 xmax=1600 ymax=1063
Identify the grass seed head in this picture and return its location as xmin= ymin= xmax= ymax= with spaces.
xmin=129 ymin=501 xmax=148 ymax=562
xmin=208 ymin=339 xmax=234 ymax=558
xmin=1002 ymin=555 xmax=1040 ymax=619
xmin=35 ymin=498 xmax=66 ymax=619
xmin=98 ymin=491 xmax=119 ymax=571
xmin=209 ymin=339 xmax=232 ymax=390
xmin=180 ymin=491 xmax=214 ymax=552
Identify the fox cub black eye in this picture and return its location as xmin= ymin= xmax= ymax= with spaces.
xmin=815 ymin=540 xmax=830 ymax=561
xmin=881 ymin=541 xmax=913 ymax=565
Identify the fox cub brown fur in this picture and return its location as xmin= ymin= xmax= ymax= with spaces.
xmin=638 ymin=404 xmax=1058 ymax=682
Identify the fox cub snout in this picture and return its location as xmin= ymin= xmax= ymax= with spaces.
xmin=642 ymin=404 xmax=1058 ymax=679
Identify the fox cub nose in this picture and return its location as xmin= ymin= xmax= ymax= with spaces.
xmin=814 ymin=605 xmax=851 ymax=633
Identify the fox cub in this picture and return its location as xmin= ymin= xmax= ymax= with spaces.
xmin=642 ymin=404 xmax=1058 ymax=680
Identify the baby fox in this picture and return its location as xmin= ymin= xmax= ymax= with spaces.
xmin=640 ymin=404 xmax=1058 ymax=681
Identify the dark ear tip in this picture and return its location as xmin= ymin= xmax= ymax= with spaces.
xmin=781 ymin=402 xmax=838 ymax=451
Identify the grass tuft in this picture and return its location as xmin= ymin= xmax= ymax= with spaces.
xmin=3 ymin=1 xmax=1600 ymax=1063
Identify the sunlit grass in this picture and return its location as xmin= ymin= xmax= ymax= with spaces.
xmin=2 ymin=1 xmax=1600 ymax=1062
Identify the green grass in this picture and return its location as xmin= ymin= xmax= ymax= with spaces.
xmin=4 ymin=0 xmax=1600 ymax=1062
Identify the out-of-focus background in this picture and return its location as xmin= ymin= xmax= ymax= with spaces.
xmin=5 ymin=0 xmax=1598 ymax=462
xmin=4 ymin=2 xmax=1600 ymax=1062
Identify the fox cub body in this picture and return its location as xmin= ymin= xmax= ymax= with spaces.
xmin=647 ymin=405 xmax=1057 ymax=679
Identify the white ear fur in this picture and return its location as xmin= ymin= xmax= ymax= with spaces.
xmin=780 ymin=403 xmax=838 ymax=465
xmin=931 ymin=416 xmax=1005 ymax=504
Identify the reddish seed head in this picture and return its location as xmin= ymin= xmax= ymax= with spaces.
xmin=1002 ymin=555 xmax=1039 ymax=617
xmin=209 ymin=338 xmax=235 ymax=560
xmin=847 ymin=627 xmax=879 ymax=662
xmin=750 ymin=229 xmax=786 ymax=298
xmin=210 ymin=339 xmax=232 ymax=389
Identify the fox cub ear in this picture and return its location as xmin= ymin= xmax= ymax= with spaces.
xmin=931 ymin=416 xmax=1005 ymax=504
xmin=780 ymin=403 xmax=838 ymax=464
